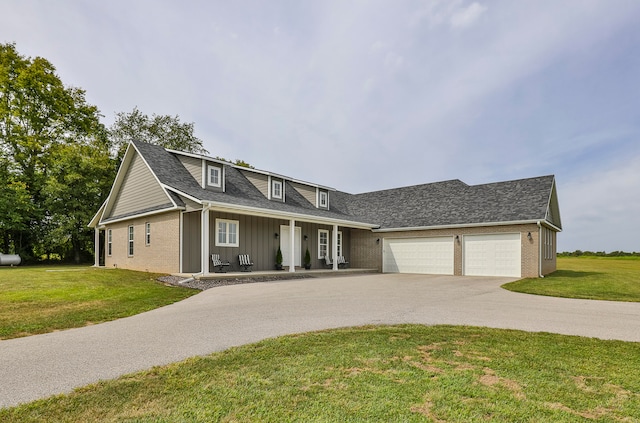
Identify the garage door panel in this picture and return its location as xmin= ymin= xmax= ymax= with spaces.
xmin=383 ymin=237 xmax=454 ymax=275
xmin=463 ymin=233 xmax=521 ymax=277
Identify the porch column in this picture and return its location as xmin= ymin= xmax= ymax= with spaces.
xmin=332 ymin=224 xmax=339 ymax=271
xmin=202 ymin=206 xmax=210 ymax=275
xmin=289 ymin=218 xmax=296 ymax=272
xmin=94 ymin=227 xmax=100 ymax=267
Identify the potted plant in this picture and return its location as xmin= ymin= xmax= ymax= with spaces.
xmin=275 ymin=246 xmax=283 ymax=270
xmin=304 ymin=248 xmax=311 ymax=270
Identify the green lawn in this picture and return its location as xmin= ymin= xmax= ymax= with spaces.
xmin=503 ymin=256 xmax=640 ymax=302
xmin=2 ymin=324 xmax=639 ymax=422
xmin=0 ymin=266 xmax=196 ymax=339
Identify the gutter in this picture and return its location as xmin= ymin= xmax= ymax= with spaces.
xmin=373 ymin=219 xmax=545 ymax=233
xmin=202 ymin=200 xmax=379 ymax=230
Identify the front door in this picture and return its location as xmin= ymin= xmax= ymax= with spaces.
xmin=280 ymin=225 xmax=301 ymax=267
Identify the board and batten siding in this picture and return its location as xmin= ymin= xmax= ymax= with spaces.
xmin=241 ymin=170 xmax=269 ymax=198
xmin=182 ymin=211 xmax=202 ymax=273
xmin=178 ymin=155 xmax=202 ymax=186
xmin=290 ymin=182 xmax=317 ymax=206
xmin=109 ymin=152 xmax=172 ymax=219
xmin=206 ymin=212 xmax=351 ymax=272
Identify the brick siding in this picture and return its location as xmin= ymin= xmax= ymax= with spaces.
xmin=104 ymin=211 xmax=180 ymax=273
xmin=350 ymin=224 xmax=556 ymax=278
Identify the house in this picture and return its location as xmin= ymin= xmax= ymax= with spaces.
xmin=89 ymin=140 xmax=562 ymax=278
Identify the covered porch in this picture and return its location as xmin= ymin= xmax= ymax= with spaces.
xmin=181 ymin=202 xmax=377 ymax=276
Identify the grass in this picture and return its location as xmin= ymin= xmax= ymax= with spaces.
xmin=1 ymin=324 xmax=639 ymax=422
xmin=503 ymin=256 xmax=640 ymax=302
xmin=0 ymin=265 xmax=197 ymax=339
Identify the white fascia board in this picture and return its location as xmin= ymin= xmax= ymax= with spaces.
xmin=372 ymin=219 xmax=550 ymax=233
xmin=99 ymin=206 xmax=183 ymax=226
xmin=88 ymin=199 xmax=108 ymax=228
xmin=202 ymin=200 xmax=378 ymax=229
xmin=132 ymin=144 xmax=177 ymax=208
xmin=162 ymin=185 xmax=204 ymax=205
xmin=101 ymin=143 xmax=137 ymax=219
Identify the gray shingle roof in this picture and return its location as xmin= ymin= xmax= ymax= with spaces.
xmin=132 ymin=140 xmax=558 ymax=230
xmin=342 ymin=176 xmax=556 ymax=229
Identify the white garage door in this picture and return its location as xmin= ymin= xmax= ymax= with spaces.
xmin=383 ymin=237 xmax=454 ymax=275
xmin=463 ymin=233 xmax=521 ymax=277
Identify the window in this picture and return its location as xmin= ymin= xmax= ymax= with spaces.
xmin=145 ymin=222 xmax=151 ymax=246
xmin=208 ymin=165 xmax=221 ymax=187
xmin=128 ymin=226 xmax=134 ymax=256
xmin=107 ymin=229 xmax=112 ymax=256
xmin=272 ymin=180 xmax=282 ymax=199
xmin=337 ymin=231 xmax=343 ymax=257
xmin=544 ymin=229 xmax=554 ymax=260
xmin=318 ymin=229 xmax=329 ymax=259
xmin=319 ymin=191 xmax=328 ymax=208
xmin=216 ymin=219 xmax=239 ymax=247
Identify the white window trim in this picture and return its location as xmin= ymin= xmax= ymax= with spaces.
xmin=128 ymin=225 xmax=134 ymax=257
xmin=107 ymin=229 xmax=112 ymax=256
xmin=337 ymin=231 xmax=343 ymax=257
xmin=272 ymin=180 xmax=283 ymax=199
xmin=319 ymin=191 xmax=328 ymax=208
xmin=207 ymin=165 xmax=222 ymax=188
xmin=145 ymin=222 xmax=151 ymax=246
xmin=318 ymin=229 xmax=329 ymax=259
xmin=215 ymin=218 xmax=240 ymax=247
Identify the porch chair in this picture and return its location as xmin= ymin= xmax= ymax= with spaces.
xmin=238 ymin=254 xmax=254 ymax=272
xmin=211 ymin=254 xmax=230 ymax=273
xmin=323 ymin=256 xmax=333 ymax=268
xmin=337 ymin=256 xmax=349 ymax=268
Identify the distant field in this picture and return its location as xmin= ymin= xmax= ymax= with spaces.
xmin=0 ymin=266 xmax=197 ymax=339
xmin=503 ymin=256 xmax=640 ymax=302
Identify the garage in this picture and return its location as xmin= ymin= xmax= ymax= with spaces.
xmin=463 ymin=233 xmax=521 ymax=277
xmin=383 ymin=237 xmax=454 ymax=275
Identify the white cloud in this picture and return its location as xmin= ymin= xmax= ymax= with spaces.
xmin=558 ymin=154 xmax=640 ymax=252
xmin=450 ymin=2 xmax=488 ymax=29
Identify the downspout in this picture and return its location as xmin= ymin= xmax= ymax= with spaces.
xmin=537 ymin=221 xmax=544 ymax=278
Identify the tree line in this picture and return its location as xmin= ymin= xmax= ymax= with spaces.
xmin=0 ymin=43 xmax=207 ymax=263
xmin=558 ymin=251 xmax=640 ymax=257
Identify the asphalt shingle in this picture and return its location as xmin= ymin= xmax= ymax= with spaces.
xmin=132 ymin=140 xmax=557 ymax=230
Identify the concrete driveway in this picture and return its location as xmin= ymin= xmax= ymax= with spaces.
xmin=2 ymin=273 xmax=640 ymax=408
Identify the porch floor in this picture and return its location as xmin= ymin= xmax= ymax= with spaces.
xmin=172 ymin=268 xmax=378 ymax=280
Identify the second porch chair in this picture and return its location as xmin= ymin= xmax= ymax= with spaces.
xmin=238 ymin=254 xmax=254 ymax=272
xmin=211 ymin=254 xmax=230 ymax=273
xmin=337 ymin=256 xmax=349 ymax=268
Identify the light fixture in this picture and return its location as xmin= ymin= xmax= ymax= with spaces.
xmin=527 ymin=232 xmax=532 ymax=240
xmin=274 ymin=233 xmax=279 ymax=239
xmin=304 ymin=235 xmax=308 ymax=241
xmin=376 ymin=238 xmax=380 ymax=245
xmin=455 ymin=235 xmax=460 ymax=242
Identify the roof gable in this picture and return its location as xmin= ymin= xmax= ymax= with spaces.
xmin=99 ymin=142 xmax=177 ymax=224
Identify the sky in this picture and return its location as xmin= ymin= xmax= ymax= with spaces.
xmin=1 ymin=0 xmax=639 ymax=253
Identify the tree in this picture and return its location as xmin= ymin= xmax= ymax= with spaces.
xmin=0 ymin=42 xmax=108 ymax=261
xmin=109 ymin=107 xmax=208 ymax=162
xmin=43 ymin=141 xmax=115 ymax=263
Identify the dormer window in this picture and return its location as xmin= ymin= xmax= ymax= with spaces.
xmin=208 ymin=165 xmax=221 ymax=188
xmin=272 ymin=180 xmax=283 ymax=199
xmin=319 ymin=191 xmax=328 ymax=208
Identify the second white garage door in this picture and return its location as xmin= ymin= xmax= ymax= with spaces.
xmin=383 ymin=237 xmax=454 ymax=275
xmin=463 ymin=233 xmax=521 ymax=277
